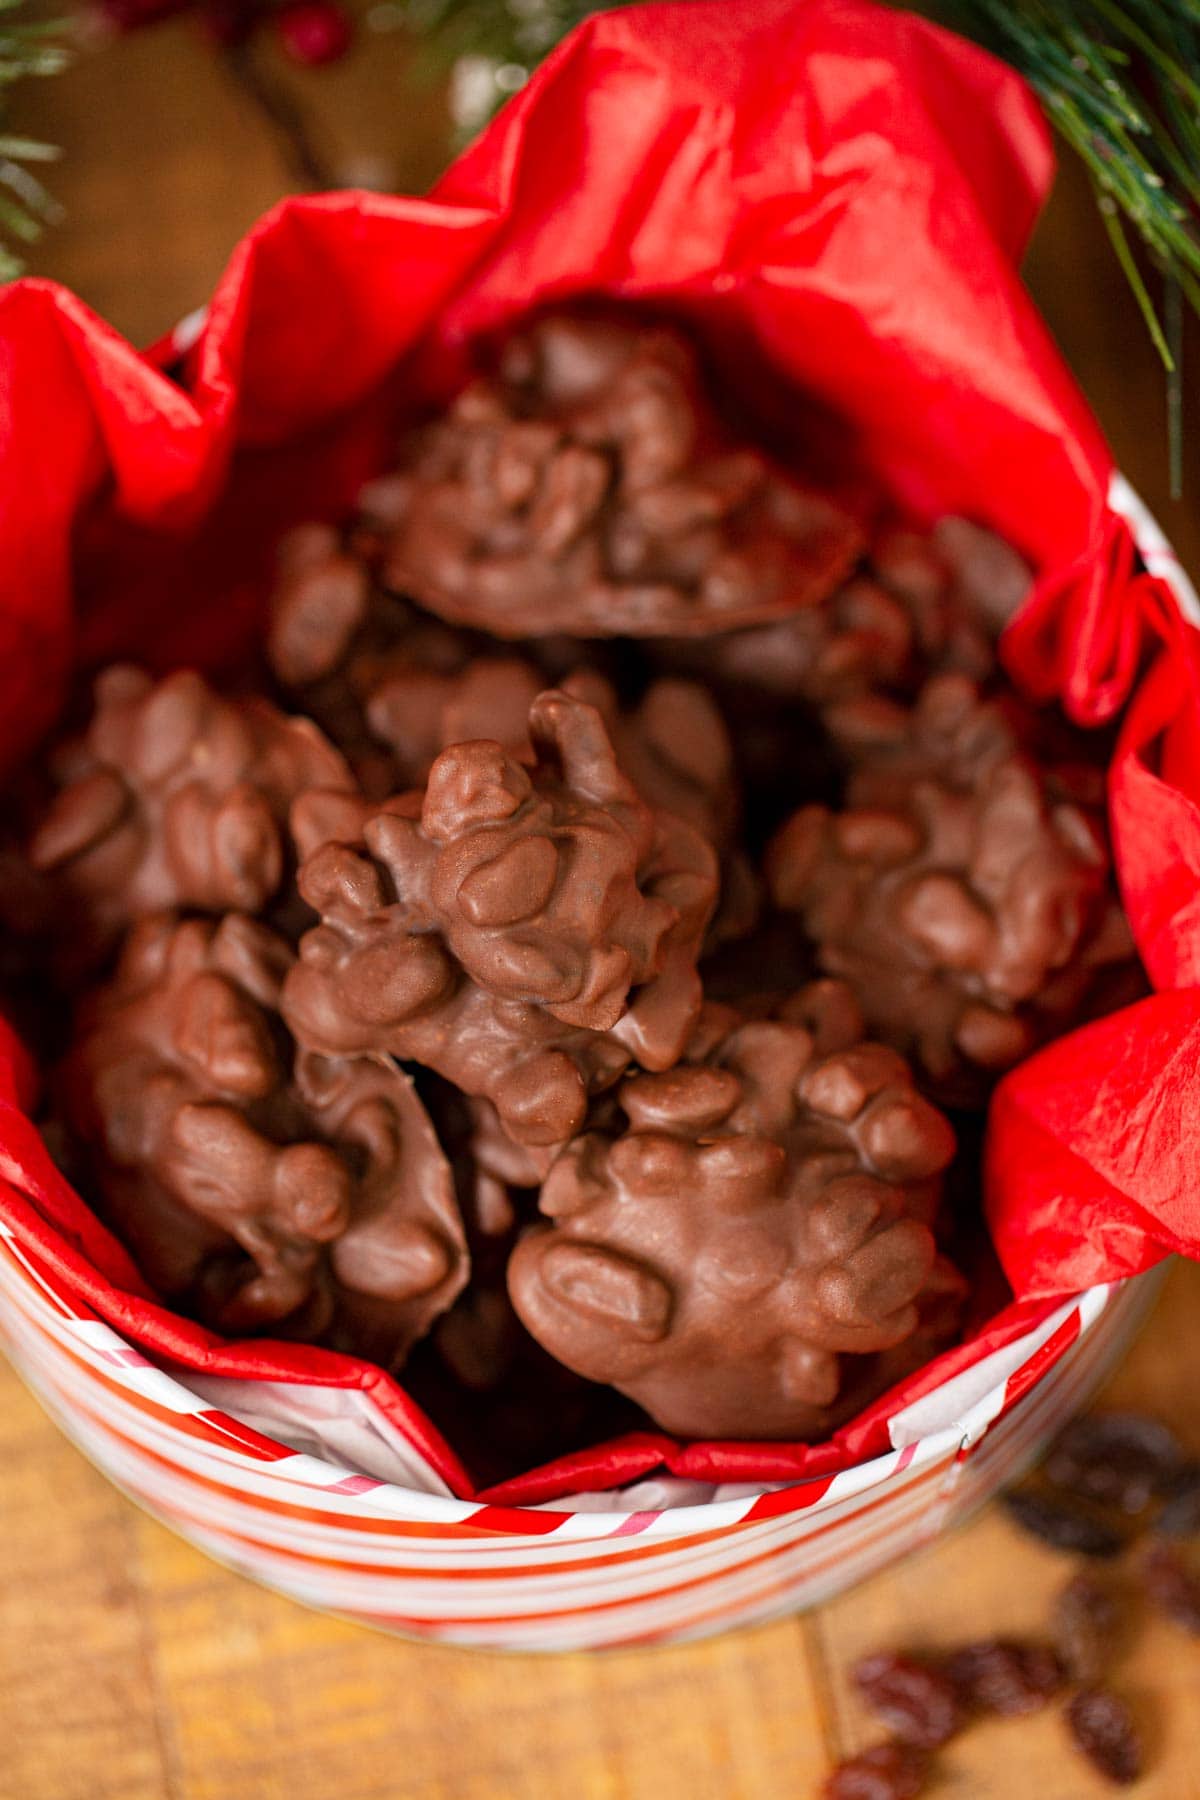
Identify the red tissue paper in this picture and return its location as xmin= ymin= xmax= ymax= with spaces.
xmin=0 ymin=0 xmax=1194 ymax=1503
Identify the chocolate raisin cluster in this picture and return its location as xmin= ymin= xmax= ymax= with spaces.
xmin=766 ymin=674 xmax=1136 ymax=1104
xmin=283 ymin=685 xmax=719 ymax=1151
xmin=368 ymin=311 xmax=866 ymax=640
xmin=15 ymin=308 xmax=1138 ymax=1469
xmin=62 ymin=912 xmax=467 ymax=1360
xmin=508 ymin=984 xmax=962 ymax=1439
xmin=29 ymin=665 xmax=354 ymax=969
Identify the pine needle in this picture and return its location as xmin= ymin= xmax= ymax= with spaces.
xmin=0 ymin=7 xmax=67 ymax=278
xmin=943 ymin=0 xmax=1200 ymax=486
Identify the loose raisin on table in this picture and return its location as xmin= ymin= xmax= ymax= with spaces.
xmin=1003 ymin=1489 xmax=1125 ymax=1559
xmin=1045 ymin=1412 xmax=1183 ymax=1515
xmin=944 ymin=1638 xmax=1064 ymax=1717
xmin=1141 ymin=1540 xmax=1200 ymax=1635
xmin=1052 ymin=1572 xmax=1122 ymax=1684
xmin=1156 ymin=1461 xmax=1200 ymax=1539
xmin=851 ymin=1652 xmax=963 ymax=1749
xmin=822 ymin=1741 xmax=929 ymax=1800
xmin=1065 ymin=1688 xmax=1143 ymax=1787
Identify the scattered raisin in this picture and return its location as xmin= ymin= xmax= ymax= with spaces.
xmin=829 ymin=1413 xmax=1199 ymax=1794
xmin=1156 ymin=1461 xmax=1200 ymax=1539
xmin=1141 ymin=1540 xmax=1200 ymax=1634
xmin=1065 ymin=1688 xmax=1143 ymax=1786
xmin=822 ymin=1741 xmax=929 ymax=1800
xmin=1003 ymin=1489 xmax=1125 ymax=1559
xmin=851 ymin=1652 xmax=963 ymax=1749
xmin=944 ymin=1638 xmax=1064 ymax=1717
xmin=1052 ymin=1572 xmax=1121 ymax=1684
xmin=1045 ymin=1412 xmax=1183 ymax=1516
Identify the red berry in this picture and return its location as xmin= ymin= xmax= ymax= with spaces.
xmin=201 ymin=0 xmax=262 ymax=46
xmin=94 ymin=0 xmax=189 ymax=32
xmin=275 ymin=0 xmax=351 ymax=65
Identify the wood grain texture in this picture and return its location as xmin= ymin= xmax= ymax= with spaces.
xmin=4 ymin=23 xmax=1200 ymax=1800
xmin=4 ymin=1271 xmax=1200 ymax=1800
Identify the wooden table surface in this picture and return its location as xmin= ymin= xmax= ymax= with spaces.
xmin=6 ymin=20 xmax=1200 ymax=1799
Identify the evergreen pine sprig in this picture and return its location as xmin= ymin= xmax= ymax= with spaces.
xmin=948 ymin=0 xmax=1200 ymax=490
xmin=402 ymin=0 xmax=611 ymax=74
xmin=0 ymin=0 xmax=68 ymax=281
xmin=400 ymin=0 xmax=628 ymax=136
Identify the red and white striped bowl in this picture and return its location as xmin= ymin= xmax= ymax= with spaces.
xmin=0 ymin=1215 xmax=1164 ymax=1650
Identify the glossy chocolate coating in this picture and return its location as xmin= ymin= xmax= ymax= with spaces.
xmin=376 ymin=312 xmax=864 ymax=638
xmin=652 ymin=515 xmax=1027 ymax=719
xmin=661 ymin=574 xmax=926 ymax=709
xmin=413 ymin=1080 xmax=544 ymax=1403
xmin=766 ymin=675 xmax=1135 ymax=1103
xmin=559 ymin=666 xmax=760 ymax=948
xmin=267 ymin=520 xmax=749 ymax=869
xmin=366 ymin=654 xmax=540 ymax=791
xmin=368 ymin=655 xmax=743 ymax=857
xmin=353 ymin=642 xmax=755 ymax=947
xmin=869 ymin=515 xmax=1030 ymax=679
xmin=265 ymin=522 xmax=475 ymax=798
xmin=27 ymin=300 xmax=1108 ymax=1465
xmin=558 ymin=668 xmax=739 ymax=856
xmin=60 ymin=912 xmax=468 ymax=1363
xmin=284 ymin=686 xmax=719 ymax=1151
xmin=30 ymin=666 xmax=353 ymax=957
xmin=507 ymin=981 xmax=960 ymax=1439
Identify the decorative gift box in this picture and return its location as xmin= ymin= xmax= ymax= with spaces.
xmin=0 ymin=0 xmax=1197 ymax=1649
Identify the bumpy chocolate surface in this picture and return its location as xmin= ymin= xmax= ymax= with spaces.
xmin=284 ymin=687 xmax=719 ymax=1152
xmin=367 ymin=654 xmax=540 ymax=790
xmin=662 ymin=574 xmax=928 ymax=710
xmin=869 ymin=515 xmax=1031 ymax=682
xmin=368 ymin=655 xmax=742 ymax=856
xmin=558 ymin=668 xmax=740 ymax=856
xmin=30 ymin=666 xmax=353 ymax=957
xmin=507 ymin=981 xmax=961 ymax=1439
xmin=766 ymin=675 xmax=1134 ymax=1102
xmin=28 ymin=302 xmax=1132 ymax=1471
xmin=375 ymin=653 xmax=753 ymax=941
xmin=374 ymin=311 xmax=864 ymax=638
xmin=266 ymin=522 xmax=480 ymax=797
xmin=653 ymin=515 xmax=1028 ymax=714
xmin=60 ymin=912 xmax=468 ymax=1363
xmin=267 ymin=521 xmax=749 ymax=862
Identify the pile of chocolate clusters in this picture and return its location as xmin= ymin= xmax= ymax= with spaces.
xmin=12 ymin=311 xmax=1140 ymax=1476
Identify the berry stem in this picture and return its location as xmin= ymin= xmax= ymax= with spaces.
xmin=221 ymin=38 xmax=334 ymax=190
